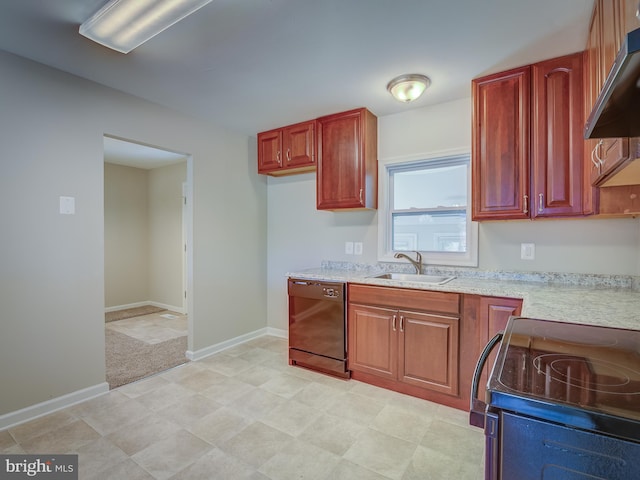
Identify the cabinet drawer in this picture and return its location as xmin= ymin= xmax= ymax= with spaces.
xmin=349 ymin=284 xmax=460 ymax=315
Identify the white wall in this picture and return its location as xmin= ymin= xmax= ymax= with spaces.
xmin=0 ymin=50 xmax=267 ymax=417
xmin=266 ymin=98 xmax=640 ymax=331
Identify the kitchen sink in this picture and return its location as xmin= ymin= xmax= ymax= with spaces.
xmin=370 ymin=273 xmax=456 ymax=285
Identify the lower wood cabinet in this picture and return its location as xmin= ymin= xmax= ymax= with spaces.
xmin=348 ymin=304 xmax=398 ymax=380
xmin=399 ymin=309 xmax=459 ymax=395
xmin=478 ymin=296 xmax=523 ymax=391
xmin=348 ymin=284 xmax=460 ymax=405
xmin=347 ymin=284 xmax=523 ymax=411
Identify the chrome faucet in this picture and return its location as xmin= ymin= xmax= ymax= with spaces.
xmin=394 ymin=251 xmax=422 ymax=274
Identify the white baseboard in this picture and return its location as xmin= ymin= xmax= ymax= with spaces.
xmin=266 ymin=327 xmax=288 ymax=339
xmin=2 ymin=328 xmax=286 ymax=430
xmin=105 ymin=301 xmax=149 ymax=313
xmin=186 ymin=327 xmax=288 ymax=361
xmin=0 ymin=382 xmax=109 ymax=431
xmin=149 ymin=301 xmax=186 ymax=315
xmin=105 ymin=301 xmax=186 ymax=315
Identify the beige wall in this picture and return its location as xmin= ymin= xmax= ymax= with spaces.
xmin=266 ymin=98 xmax=640 ymax=331
xmin=3 ymin=44 xmax=638 ymax=419
xmin=148 ymin=162 xmax=187 ymax=311
xmin=378 ymin=98 xmax=640 ymax=275
xmin=0 ymin=50 xmax=267 ymax=417
xmin=104 ymin=161 xmax=186 ymax=311
xmin=104 ymin=163 xmax=150 ymax=307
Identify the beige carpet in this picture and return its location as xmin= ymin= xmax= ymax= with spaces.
xmin=105 ymin=329 xmax=188 ymax=389
xmin=105 ymin=305 xmax=167 ymax=323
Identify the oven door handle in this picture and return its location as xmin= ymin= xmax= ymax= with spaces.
xmin=469 ymin=331 xmax=503 ymax=428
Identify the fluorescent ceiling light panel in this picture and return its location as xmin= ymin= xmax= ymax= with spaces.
xmin=79 ymin=0 xmax=212 ymax=54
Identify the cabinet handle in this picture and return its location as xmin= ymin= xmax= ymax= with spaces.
xmin=538 ymin=193 xmax=544 ymax=213
xmin=590 ymin=146 xmax=602 ymax=174
xmin=286 ymin=149 xmax=291 ymax=163
xmin=276 ymin=151 xmax=282 ymax=166
xmin=392 ymin=315 xmax=397 ymax=332
xmin=523 ymin=195 xmax=528 ymax=215
xmin=400 ymin=316 xmax=405 ymax=333
xmin=594 ymin=139 xmax=605 ymax=166
xmin=359 ymin=188 xmax=363 ymax=204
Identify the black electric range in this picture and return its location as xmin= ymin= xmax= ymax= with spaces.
xmin=471 ymin=317 xmax=640 ymax=480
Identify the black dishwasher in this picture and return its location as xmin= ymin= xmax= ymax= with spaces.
xmin=288 ymin=278 xmax=348 ymax=378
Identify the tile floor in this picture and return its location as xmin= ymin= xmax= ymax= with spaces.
xmin=106 ymin=312 xmax=188 ymax=344
xmin=0 ymin=336 xmax=485 ymax=479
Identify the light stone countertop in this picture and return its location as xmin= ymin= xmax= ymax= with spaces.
xmin=287 ymin=265 xmax=640 ymax=331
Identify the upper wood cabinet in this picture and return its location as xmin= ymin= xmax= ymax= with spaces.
xmin=532 ymin=53 xmax=585 ymax=218
xmin=316 ymin=108 xmax=378 ymax=210
xmin=472 ymin=66 xmax=530 ymax=220
xmin=623 ymin=0 xmax=640 ymax=32
xmin=585 ymin=0 xmax=637 ymax=187
xmin=472 ymin=52 xmax=586 ymax=220
xmin=257 ymin=120 xmax=316 ymax=176
xmin=257 ymin=129 xmax=282 ymax=173
xmin=586 ymin=0 xmax=627 ymax=185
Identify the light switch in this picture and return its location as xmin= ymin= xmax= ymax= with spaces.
xmin=354 ymin=242 xmax=363 ymax=255
xmin=59 ymin=196 xmax=75 ymax=215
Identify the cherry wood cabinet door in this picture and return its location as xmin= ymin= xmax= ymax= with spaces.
xmin=531 ymin=52 xmax=584 ymax=218
xmin=257 ymin=129 xmax=282 ymax=173
xmin=478 ymin=296 xmax=523 ymax=390
xmin=584 ymin=11 xmax=601 ymax=213
xmin=257 ymin=120 xmax=316 ymax=175
xmin=347 ymin=304 xmax=397 ymax=380
xmin=283 ymin=120 xmax=315 ymax=168
xmin=624 ymin=0 xmax=639 ymax=32
xmin=588 ymin=0 xmax=630 ymax=186
xmin=472 ymin=66 xmax=530 ymax=220
xmin=316 ymin=108 xmax=377 ymax=210
xmin=592 ymin=138 xmax=629 ymax=184
xmin=587 ymin=0 xmax=603 ymax=111
xmin=601 ymin=0 xmax=624 ymax=67
xmin=594 ymin=0 xmax=628 ymax=184
xmin=398 ymin=310 xmax=459 ymax=396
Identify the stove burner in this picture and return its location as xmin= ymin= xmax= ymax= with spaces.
xmin=533 ymin=354 xmax=640 ymax=395
xmin=531 ymin=326 xmax=619 ymax=347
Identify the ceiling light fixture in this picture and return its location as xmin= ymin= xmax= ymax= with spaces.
xmin=79 ymin=0 xmax=212 ymax=54
xmin=386 ymin=74 xmax=431 ymax=102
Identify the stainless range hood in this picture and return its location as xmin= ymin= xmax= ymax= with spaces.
xmin=585 ymin=27 xmax=640 ymax=139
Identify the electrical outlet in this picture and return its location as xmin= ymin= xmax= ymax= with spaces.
xmin=521 ymin=243 xmax=535 ymax=260
xmin=345 ymin=241 xmax=354 ymax=255
xmin=354 ymin=242 xmax=363 ymax=255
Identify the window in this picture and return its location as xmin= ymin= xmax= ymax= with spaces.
xmin=378 ymin=152 xmax=478 ymax=267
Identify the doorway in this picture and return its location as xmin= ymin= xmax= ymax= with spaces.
xmin=103 ymin=135 xmax=192 ymax=388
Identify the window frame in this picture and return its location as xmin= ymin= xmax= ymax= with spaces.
xmin=377 ymin=149 xmax=478 ymax=267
